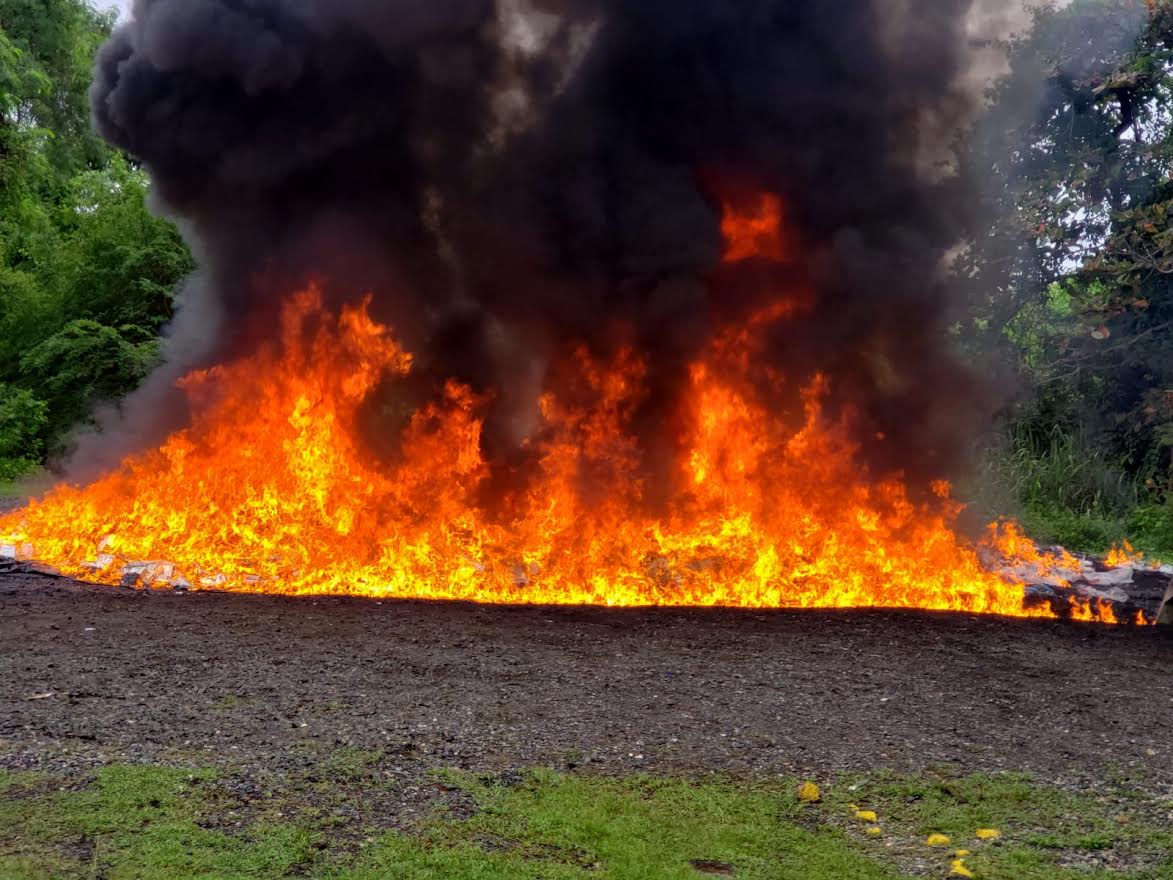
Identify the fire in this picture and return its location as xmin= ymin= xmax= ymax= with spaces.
xmin=1105 ymin=541 xmax=1141 ymax=568
xmin=0 ymin=199 xmax=1128 ymax=622
xmin=722 ymin=193 xmax=788 ymax=262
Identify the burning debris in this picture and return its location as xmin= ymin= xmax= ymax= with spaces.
xmin=2 ymin=518 xmax=1168 ymax=624
xmin=995 ymin=550 xmax=1171 ymax=625
xmin=0 ymin=543 xmax=34 ymax=563
xmin=0 ymin=2 xmax=1159 ymax=621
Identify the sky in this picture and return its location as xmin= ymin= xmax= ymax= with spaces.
xmin=97 ymin=0 xmax=128 ymax=17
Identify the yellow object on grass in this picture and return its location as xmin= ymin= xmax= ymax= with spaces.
xmin=854 ymin=809 xmax=878 ymax=822
xmin=865 ymin=826 xmax=882 ymax=837
xmin=953 ymin=849 xmax=971 ymax=858
xmin=975 ymin=828 xmax=1001 ymax=841
xmin=798 ymin=781 xmax=821 ymax=803
xmin=950 ymin=858 xmax=976 ymax=877
xmin=926 ymin=833 xmax=951 ymax=846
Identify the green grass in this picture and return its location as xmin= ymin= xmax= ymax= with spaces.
xmin=1 ymin=764 xmax=1171 ymax=879
xmin=0 ymin=766 xmax=316 ymax=879
xmin=823 ymin=769 xmax=1173 ymax=880
xmin=0 ymin=461 xmax=42 ymax=498
xmin=964 ymin=423 xmax=1173 ymax=557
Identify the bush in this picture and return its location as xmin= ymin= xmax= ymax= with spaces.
xmin=18 ymin=320 xmax=159 ymax=446
xmin=1126 ymin=503 xmax=1173 ymax=555
xmin=966 ymin=422 xmax=1173 ymax=555
xmin=0 ymin=384 xmax=47 ymax=463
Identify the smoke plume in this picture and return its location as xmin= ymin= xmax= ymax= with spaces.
xmin=85 ymin=0 xmax=1037 ymax=499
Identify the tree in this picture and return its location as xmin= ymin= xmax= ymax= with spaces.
xmin=19 ymin=319 xmax=160 ymax=445
xmin=0 ymin=0 xmax=113 ymax=175
xmin=0 ymin=1 xmax=193 ymax=475
xmin=962 ymin=0 xmax=1173 ymax=550
xmin=0 ymin=383 xmax=46 ymax=480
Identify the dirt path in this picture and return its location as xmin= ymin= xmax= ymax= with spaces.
xmin=1 ymin=574 xmax=1170 ymax=786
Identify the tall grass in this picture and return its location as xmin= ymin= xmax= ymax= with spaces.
xmin=966 ymin=423 xmax=1173 ymax=555
xmin=999 ymin=424 xmax=1140 ymax=518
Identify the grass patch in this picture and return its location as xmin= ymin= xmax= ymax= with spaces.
xmin=1 ymin=763 xmax=1171 ymax=879
xmin=823 ymin=769 xmax=1173 ymax=880
xmin=0 ymin=766 xmax=317 ymax=879
xmin=319 ymin=747 xmax=386 ymax=783
xmin=347 ymin=769 xmax=904 ymax=880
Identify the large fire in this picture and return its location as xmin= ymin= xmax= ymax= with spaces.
xmin=0 ymin=199 xmax=1128 ymax=621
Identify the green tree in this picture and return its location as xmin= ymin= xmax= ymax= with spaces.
xmin=0 ymin=1 xmax=193 ymax=477
xmin=19 ymin=319 xmax=160 ymax=444
xmin=0 ymin=382 xmax=46 ymax=480
xmin=56 ymin=155 xmax=194 ymax=331
xmin=963 ymin=0 xmax=1173 ymax=550
xmin=0 ymin=0 xmax=113 ymax=174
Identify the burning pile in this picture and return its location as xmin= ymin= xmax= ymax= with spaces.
xmin=0 ymin=1 xmax=1157 ymax=621
xmin=0 ymin=274 xmax=1145 ymax=621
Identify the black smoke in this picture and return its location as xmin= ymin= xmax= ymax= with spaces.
xmin=86 ymin=0 xmax=1009 ymax=501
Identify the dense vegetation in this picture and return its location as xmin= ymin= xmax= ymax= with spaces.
xmin=960 ymin=0 xmax=1173 ymax=551
xmin=2 ymin=0 xmax=1173 ymax=552
xmin=0 ymin=0 xmax=191 ymax=482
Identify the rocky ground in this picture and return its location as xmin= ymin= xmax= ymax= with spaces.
xmin=0 ymin=572 xmax=1170 ymax=792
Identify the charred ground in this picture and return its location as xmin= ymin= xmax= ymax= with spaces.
xmin=1 ymin=573 xmax=1169 ymax=787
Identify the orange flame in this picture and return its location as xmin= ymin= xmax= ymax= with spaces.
xmin=0 ymin=201 xmax=1132 ymax=623
xmin=1105 ymin=541 xmax=1142 ymax=568
xmin=722 ymin=193 xmax=788 ymax=262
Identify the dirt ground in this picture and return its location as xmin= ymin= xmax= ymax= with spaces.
xmin=1 ymin=573 xmax=1170 ymax=790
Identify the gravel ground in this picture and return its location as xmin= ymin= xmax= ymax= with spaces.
xmin=0 ymin=573 xmax=1170 ymax=792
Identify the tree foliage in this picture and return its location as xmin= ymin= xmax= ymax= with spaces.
xmin=0 ymin=0 xmax=192 ymax=474
xmin=962 ymin=0 xmax=1173 ymax=550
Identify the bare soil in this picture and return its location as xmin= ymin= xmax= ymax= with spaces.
xmin=0 ymin=573 xmax=1170 ymax=789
